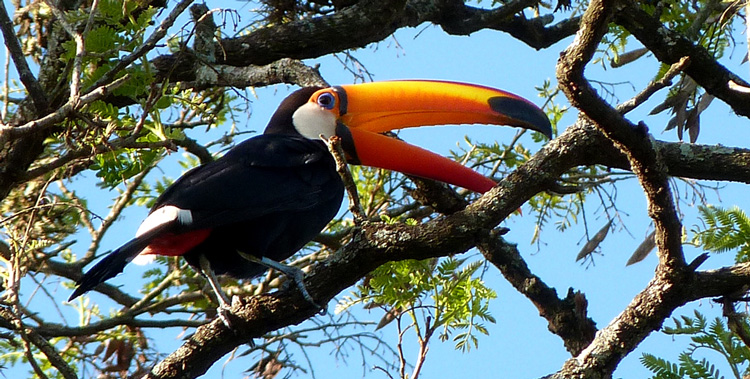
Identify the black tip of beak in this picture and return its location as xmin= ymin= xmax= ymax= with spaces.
xmin=489 ymin=97 xmax=553 ymax=139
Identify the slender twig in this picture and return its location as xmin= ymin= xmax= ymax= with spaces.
xmin=75 ymin=0 xmax=100 ymax=101
xmin=127 ymin=270 xmax=182 ymax=314
xmin=617 ymin=56 xmax=691 ymax=114
xmin=41 ymin=1 xmax=76 ymax=36
xmin=34 ymin=315 xmax=207 ymax=338
xmin=0 ymin=74 xmax=131 ymax=145
xmin=0 ymin=0 xmax=47 ymax=112
xmin=83 ymin=156 xmax=160 ymax=262
xmin=21 ymin=133 xmax=172 ymax=182
xmin=21 ymin=335 xmax=49 ymax=379
xmin=0 ymin=307 xmax=77 ymax=379
xmin=56 ymin=182 xmax=97 ymax=236
xmin=2 ymin=46 xmax=9 ymax=120
xmin=321 ymin=135 xmax=366 ymax=223
xmin=43 ymin=0 xmax=100 ymax=104
xmin=396 ymin=317 xmax=407 ymax=379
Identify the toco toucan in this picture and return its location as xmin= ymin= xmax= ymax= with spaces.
xmin=69 ymin=80 xmax=552 ymax=320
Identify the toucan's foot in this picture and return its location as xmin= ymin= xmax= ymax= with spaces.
xmin=198 ymin=255 xmax=236 ymax=329
xmin=217 ymin=304 xmax=234 ymax=329
xmin=286 ymin=266 xmax=323 ymax=311
xmin=237 ymin=252 xmax=324 ymax=311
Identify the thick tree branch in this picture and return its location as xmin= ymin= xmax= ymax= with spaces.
xmin=554 ymin=0 xmax=692 ymax=376
xmin=403 ymin=0 xmax=579 ymax=49
xmin=557 ymin=0 xmax=686 ymax=271
xmin=219 ymin=0 xmax=407 ymax=67
xmin=155 ymin=0 xmax=577 ymax=84
xmin=562 ymin=120 xmax=750 ymax=184
xmin=478 ymin=230 xmax=597 ymax=356
xmin=170 ymin=58 xmax=330 ymax=90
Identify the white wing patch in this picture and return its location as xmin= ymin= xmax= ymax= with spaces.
xmin=132 ymin=205 xmax=193 ymax=265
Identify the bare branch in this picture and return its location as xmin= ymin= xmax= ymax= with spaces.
xmin=478 ymin=229 xmax=597 ymax=356
xmin=617 ymin=56 xmax=691 ymax=115
xmin=0 ymin=307 xmax=77 ymax=379
xmin=322 ymin=135 xmax=365 ymax=224
xmin=0 ymin=74 xmax=131 ymax=146
xmin=557 ymin=0 xmax=686 ymax=272
xmin=616 ymin=3 xmax=750 ymax=118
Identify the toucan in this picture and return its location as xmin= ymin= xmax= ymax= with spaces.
xmin=68 ymin=80 xmax=552 ymax=318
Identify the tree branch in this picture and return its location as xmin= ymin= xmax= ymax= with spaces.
xmin=616 ymin=3 xmax=750 ymax=118
xmin=553 ymin=0 xmax=692 ymax=376
xmin=155 ymin=0 xmax=578 ymax=84
xmin=478 ymin=230 xmax=597 ymax=356
xmin=0 ymin=307 xmax=76 ymax=379
xmin=557 ymin=0 xmax=686 ymax=272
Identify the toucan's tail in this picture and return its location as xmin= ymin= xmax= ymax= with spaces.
xmin=68 ymin=227 xmax=165 ymax=301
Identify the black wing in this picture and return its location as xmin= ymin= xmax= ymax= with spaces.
xmin=153 ymin=134 xmax=342 ymax=232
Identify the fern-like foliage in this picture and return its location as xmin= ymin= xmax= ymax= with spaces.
xmin=642 ymin=311 xmax=749 ymax=379
xmin=338 ymin=256 xmax=497 ymax=352
xmin=693 ymin=205 xmax=750 ymax=262
xmin=641 ymin=353 xmax=684 ymax=379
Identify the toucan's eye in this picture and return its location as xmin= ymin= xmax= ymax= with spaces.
xmin=317 ymin=92 xmax=336 ymax=110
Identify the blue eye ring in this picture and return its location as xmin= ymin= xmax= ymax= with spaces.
xmin=317 ymin=92 xmax=336 ymax=110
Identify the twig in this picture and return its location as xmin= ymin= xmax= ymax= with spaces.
xmin=126 ymin=270 xmax=182 ymax=314
xmin=617 ymin=56 xmax=691 ymax=114
xmin=0 ymin=307 xmax=77 ymax=379
xmin=42 ymin=0 xmax=101 ymax=104
xmin=21 ymin=133 xmax=172 ymax=182
xmin=81 ymin=159 xmax=159 ymax=263
xmin=0 ymin=74 xmax=131 ymax=145
xmin=34 ymin=315 xmax=207 ymax=338
xmin=321 ymin=135 xmax=366 ymax=224
xmin=3 ymin=44 xmax=10 ymax=120
xmin=0 ymin=1 xmax=47 ymax=112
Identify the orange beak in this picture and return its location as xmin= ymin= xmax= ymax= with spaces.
xmin=309 ymin=80 xmax=552 ymax=193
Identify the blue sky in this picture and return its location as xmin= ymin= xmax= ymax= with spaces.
xmin=6 ymin=1 xmax=750 ymax=378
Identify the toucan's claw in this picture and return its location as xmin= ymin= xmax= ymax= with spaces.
xmin=280 ymin=265 xmax=322 ymax=311
xmin=199 ymin=255 xmax=235 ymax=329
xmin=216 ymin=304 xmax=234 ymax=329
xmin=237 ymin=251 xmax=324 ymax=311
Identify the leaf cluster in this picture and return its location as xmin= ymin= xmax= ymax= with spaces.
xmin=642 ymin=311 xmax=750 ymax=379
xmin=341 ymin=256 xmax=497 ymax=352
xmin=692 ymin=205 xmax=750 ymax=263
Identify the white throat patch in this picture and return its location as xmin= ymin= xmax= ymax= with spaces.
xmin=292 ymin=102 xmax=337 ymax=140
